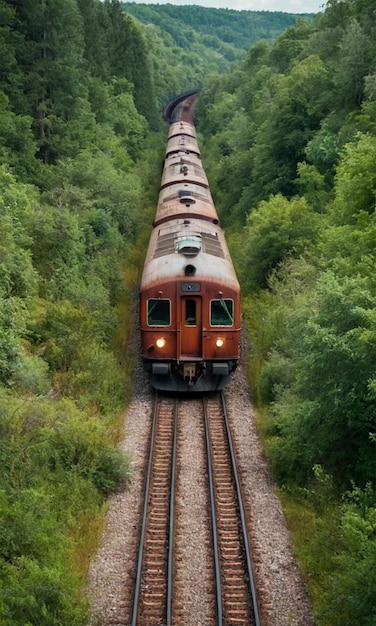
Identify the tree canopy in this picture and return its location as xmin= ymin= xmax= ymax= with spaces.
xmin=194 ymin=4 xmax=376 ymax=622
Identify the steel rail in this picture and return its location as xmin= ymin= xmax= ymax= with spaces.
xmin=220 ymin=390 xmax=261 ymax=626
xmin=130 ymin=392 xmax=160 ymax=626
xmin=131 ymin=392 xmax=177 ymax=626
xmin=167 ymin=398 xmax=178 ymax=626
xmin=203 ymin=396 xmax=223 ymax=625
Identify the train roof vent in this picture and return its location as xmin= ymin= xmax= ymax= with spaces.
xmin=176 ymin=235 xmax=201 ymax=257
xmin=178 ymin=189 xmax=196 ymax=205
xmin=153 ymin=231 xmax=177 ymax=259
xmin=201 ymin=232 xmax=225 ymax=259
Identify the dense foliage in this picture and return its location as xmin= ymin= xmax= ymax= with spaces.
xmin=1 ymin=0 xmax=376 ymax=623
xmin=122 ymin=2 xmax=309 ymax=105
xmin=194 ymin=1 xmax=376 ymax=622
xmin=123 ymin=2 xmax=308 ymax=52
xmin=0 ymin=0 xmax=161 ymax=623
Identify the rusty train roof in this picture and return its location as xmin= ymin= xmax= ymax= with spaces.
xmin=165 ymin=131 xmax=199 ymax=158
xmin=140 ymin=218 xmax=239 ymax=292
xmin=141 ymin=91 xmax=238 ymax=294
xmin=161 ymin=151 xmax=208 ymax=189
xmin=154 ymin=184 xmax=219 ymax=227
xmin=156 ymin=117 xmax=219 ymax=226
xmin=168 ymin=121 xmax=197 ymax=141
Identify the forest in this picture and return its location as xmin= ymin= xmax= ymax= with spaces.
xmin=122 ymin=2 xmax=308 ymax=77
xmin=0 ymin=0 xmax=375 ymax=624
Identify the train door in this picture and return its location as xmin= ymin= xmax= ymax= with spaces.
xmin=180 ymin=296 xmax=202 ymax=357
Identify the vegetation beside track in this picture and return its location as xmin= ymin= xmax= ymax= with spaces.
xmin=194 ymin=2 xmax=376 ymax=622
xmin=1 ymin=0 xmax=376 ymax=623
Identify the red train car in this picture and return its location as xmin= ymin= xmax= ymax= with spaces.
xmin=140 ymin=93 xmax=240 ymax=391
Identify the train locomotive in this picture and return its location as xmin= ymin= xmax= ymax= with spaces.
xmin=140 ymin=92 xmax=240 ymax=392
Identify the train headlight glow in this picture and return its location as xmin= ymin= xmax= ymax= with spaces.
xmin=156 ymin=337 xmax=166 ymax=349
xmin=216 ymin=338 xmax=225 ymax=348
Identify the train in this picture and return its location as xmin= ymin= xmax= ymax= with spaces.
xmin=139 ymin=91 xmax=241 ymax=392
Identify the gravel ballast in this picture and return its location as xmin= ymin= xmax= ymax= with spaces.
xmin=87 ymin=337 xmax=314 ymax=626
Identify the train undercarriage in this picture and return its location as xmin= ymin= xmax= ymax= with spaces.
xmin=143 ymin=358 xmax=238 ymax=392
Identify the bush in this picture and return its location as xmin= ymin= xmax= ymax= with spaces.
xmin=241 ymin=194 xmax=319 ymax=290
xmin=316 ymin=486 xmax=376 ymax=626
xmin=0 ymin=394 xmax=132 ymax=623
xmin=0 ymin=556 xmax=89 ymax=626
xmin=0 ymin=489 xmax=89 ymax=626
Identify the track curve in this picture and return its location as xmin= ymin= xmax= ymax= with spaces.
xmin=163 ymin=89 xmax=200 ymax=124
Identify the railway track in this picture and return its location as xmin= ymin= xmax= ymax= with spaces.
xmin=131 ymin=391 xmax=260 ymax=626
xmin=163 ymin=89 xmax=199 ymax=123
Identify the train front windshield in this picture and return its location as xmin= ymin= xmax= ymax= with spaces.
xmin=210 ymin=299 xmax=234 ymax=326
xmin=148 ymin=299 xmax=171 ymax=326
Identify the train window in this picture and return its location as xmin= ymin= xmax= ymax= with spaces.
xmin=147 ymin=299 xmax=171 ymax=326
xmin=185 ymin=299 xmax=196 ymax=326
xmin=210 ymin=299 xmax=234 ymax=326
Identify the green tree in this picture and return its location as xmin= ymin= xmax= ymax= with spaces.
xmin=269 ymin=18 xmax=312 ymax=73
xmin=103 ymin=0 xmax=158 ymax=126
xmin=10 ymin=0 xmax=92 ymax=163
xmin=334 ymin=19 xmax=372 ymax=109
xmin=0 ymin=93 xmax=38 ymax=179
xmin=0 ymin=168 xmax=40 ymax=383
xmin=241 ymin=194 xmax=319 ymax=290
xmin=329 ymin=132 xmax=376 ymax=224
xmin=76 ymin=0 xmax=110 ymax=81
xmin=248 ymin=55 xmax=330 ymax=203
xmin=0 ymin=1 xmax=24 ymax=107
xmin=316 ymin=491 xmax=376 ymax=626
xmin=270 ymin=272 xmax=376 ymax=485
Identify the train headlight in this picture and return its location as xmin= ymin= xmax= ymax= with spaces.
xmin=156 ymin=337 xmax=166 ymax=349
xmin=216 ymin=338 xmax=225 ymax=348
